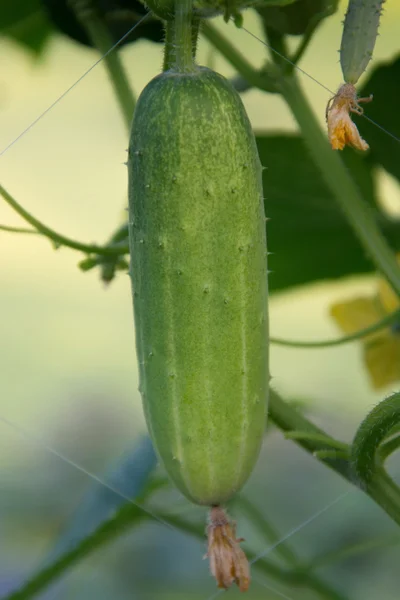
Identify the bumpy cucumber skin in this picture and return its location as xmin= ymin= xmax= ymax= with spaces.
xmin=128 ymin=67 xmax=269 ymax=506
xmin=340 ymin=0 xmax=385 ymax=84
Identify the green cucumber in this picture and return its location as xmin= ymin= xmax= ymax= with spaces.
xmin=128 ymin=66 xmax=269 ymax=506
xmin=340 ymin=0 xmax=385 ymax=84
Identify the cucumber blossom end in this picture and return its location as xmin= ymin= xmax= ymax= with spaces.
xmin=207 ymin=506 xmax=250 ymax=591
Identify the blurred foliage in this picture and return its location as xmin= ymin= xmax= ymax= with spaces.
xmin=0 ymin=0 xmax=52 ymax=54
xmin=42 ymin=0 xmax=165 ymax=47
xmin=258 ymin=0 xmax=339 ymax=35
xmin=358 ymin=55 xmax=400 ymax=185
xmin=257 ymin=134 xmax=400 ymax=291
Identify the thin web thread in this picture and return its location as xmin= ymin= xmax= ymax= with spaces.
xmin=249 ymin=490 xmax=350 ymax=566
xmin=0 ymin=415 xmax=174 ymax=533
xmin=1 ymin=13 xmax=400 ymax=156
xmin=204 ymin=490 xmax=351 ymax=600
xmin=0 ymin=12 xmax=151 ymax=157
xmin=239 ymin=23 xmax=400 ymax=146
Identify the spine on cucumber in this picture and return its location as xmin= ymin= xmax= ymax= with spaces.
xmin=128 ymin=66 xmax=269 ymax=506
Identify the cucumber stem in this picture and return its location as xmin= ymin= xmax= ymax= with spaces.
xmin=201 ymin=22 xmax=277 ymax=92
xmin=164 ymin=16 xmax=200 ymax=71
xmin=70 ymin=0 xmax=136 ymax=131
xmin=174 ymin=0 xmax=196 ymax=72
xmin=163 ymin=21 xmax=176 ymax=71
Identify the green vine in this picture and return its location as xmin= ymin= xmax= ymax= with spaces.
xmin=271 ymin=308 xmax=400 ymax=348
xmin=70 ymin=0 xmax=136 ymax=131
xmin=0 ymin=184 xmax=128 ymax=257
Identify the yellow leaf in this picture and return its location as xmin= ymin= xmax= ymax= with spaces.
xmin=364 ymin=335 xmax=400 ymax=389
xmin=377 ymin=280 xmax=400 ymax=315
xmin=330 ymin=296 xmax=385 ymax=340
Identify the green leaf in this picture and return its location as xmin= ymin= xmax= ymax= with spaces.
xmin=357 ymin=54 xmax=400 ymax=184
xmin=4 ymin=437 xmax=157 ymax=600
xmin=4 ymin=502 xmax=146 ymax=600
xmin=46 ymin=436 xmax=157 ymax=563
xmin=0 ymin=0 xmax=52 ymax=54
xmin=256 ymin=134 xmax=400 ymax=291
xmin=42 ymin=0 xmax=164 ymax=48
xmin=258 ymin=0 xmax=339 ymax=36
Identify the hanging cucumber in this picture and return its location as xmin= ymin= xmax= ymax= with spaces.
xmin=340 ymin=0 xmax=385 ymax=85
xmin=127 ymin=3 xmax=269 ymax=590
xmin=326 ymin=0 xmax=382 ymax=151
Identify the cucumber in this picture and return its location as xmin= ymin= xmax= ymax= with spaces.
xmin=128 ymin=66 xmax=269 ymax=506
xmin=340 ymin=0 xmax=385 ymax=84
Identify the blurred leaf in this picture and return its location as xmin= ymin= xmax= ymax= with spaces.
xmin=47 ymin=436 xmax=157 ymax=563
xmin=258 ymin=0 xmax=339 ymax=35
xmin=0 ymin=0 xmax=42 ymax=29
xmin=42 ymin=0 xmax=164 ymax=47
xmin=3 ymin=437 xmax=157 ymax=600
xmin=256 ymin=134 xmax=400 ymax=291
xmin=4 ymin=502 xmax=146 ymax=600
xmin=357 ymin=54 xmax=400 ymax=184
xmin=0 ymin=0 xmax=52 ymax=54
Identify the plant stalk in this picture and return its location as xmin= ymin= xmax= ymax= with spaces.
xmin=278 ymin=73 xmax=400 ymax=298
xmin=70 ymin=0 xmax=136 ymax=131
xmin=0 ymin=184 xmax=128 ymax=257
xmin=203 ymin=22 xmax=400 ymax=299
xmin=174 ymin=0 xmax=195 ymax=72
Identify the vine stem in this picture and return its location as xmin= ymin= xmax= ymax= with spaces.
xmin=269 ymin=390 xmax=400 ymax=526
xmin=270 ymin=308 xmax=400 ymax=348
xmin=201 ymin=22 xmax=277 ymax=92
xmin=70 ymin=0 xmax=136 ymax=131
xmin=174 ymin=0 xmax=195 ymax=72
xmin=163 ymin=21 xmax=176 ymax=71
xmin=203 ymin=23 xmax=400 ymax=299
xmin=0 ymin=184 xmax=128 ymax=256
xmin=278 ymin=73 xmax=400 ymax=299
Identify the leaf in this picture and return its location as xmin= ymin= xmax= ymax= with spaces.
xmin=364 ymin=335 xmax=400 ymax=389
xmin=0 ymin=0 xmax=42 ymax=29
xmin=258 ymin=0 xmax=339 ymax=36
xmin=357 ymin=55 xmax=400 ymax=184
xmin=47 ymin=436 xmax=157 ymax=562
xmin=42 ymin=0 xmax=164 ymax=48
xmin=3 ymin=437 xmax=158 ymax=600
xmin=4 ymin=502 xmax=146 ymax=600
xmin=330 ymin=297 xmax=384 ymax=339
xmin=0 ymin=0 xmax=52 ymax=54
xmin=256 ymin=134 xmax=400 ymax=291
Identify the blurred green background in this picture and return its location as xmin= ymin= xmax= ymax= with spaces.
xmin=1 ymin=1 xmax=400 ymax=598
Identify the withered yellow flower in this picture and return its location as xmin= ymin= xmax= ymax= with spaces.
xmin=326 ymin=83 xmax=372 ymax=151
xmin=330 ymin=262 xmax=400 ymax=389
xmin=206 ymin=506 xmax=250 ymax=592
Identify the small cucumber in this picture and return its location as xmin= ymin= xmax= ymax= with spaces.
xmin=340 ymin=0 xmax=385 ymax=84
xmin=128 ymin=67 xmax=269 ymax=506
